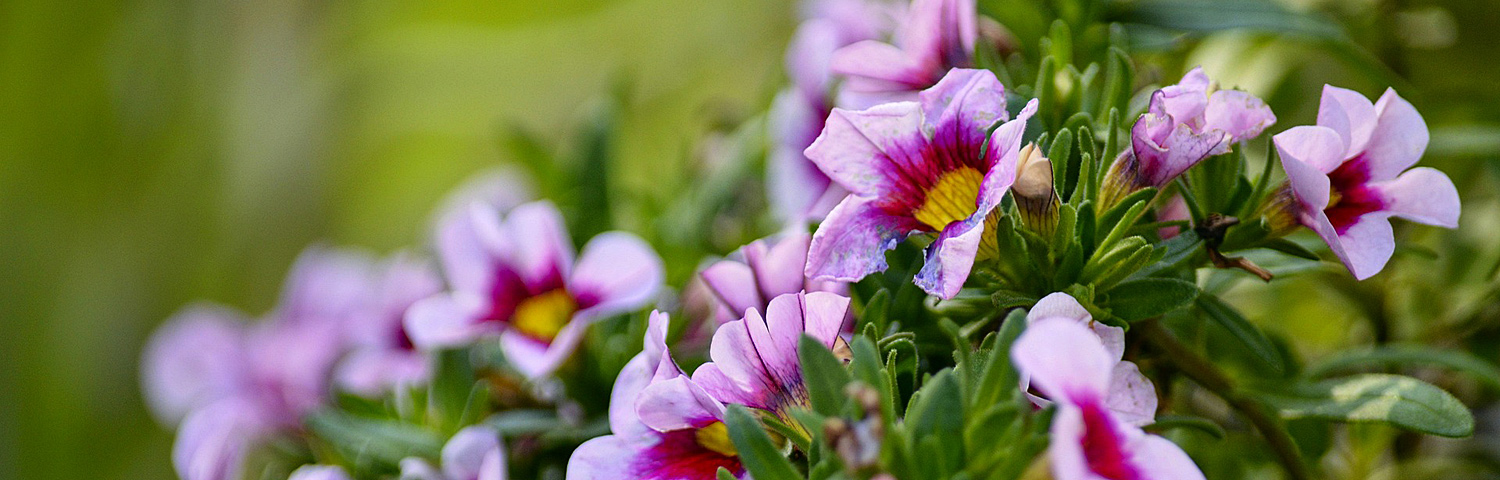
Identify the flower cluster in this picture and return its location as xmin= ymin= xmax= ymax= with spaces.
xmin=142 ymin=0 xmax=1473 ymax=479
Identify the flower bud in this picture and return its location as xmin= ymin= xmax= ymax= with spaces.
xmin=1013 ymin=143 xmax=1059 ymax=237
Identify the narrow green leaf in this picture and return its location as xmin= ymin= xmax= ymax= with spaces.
xmin=1260 ymin=238 xmax=1321 ymax=261
xmin=1197 ymin=294 xmax=1286 ymax=374
xmin=724 ymin=405 xmax=801 ymax=480
xmin=428 ymin=348 xmax=475 ymax=432
xmin=1105 ymin=278 xmax=1198 ymax=321
xmin=1259 ymin=374 xmax=1474 ymax=437
xmin=1146 ymin=415 xmax=1227 ymax=439
xmin=1307 ymin=345 xmax=1500 ymax=393
xmin=1131 ymin=229 xmax=1202 ymax=279
xmin=800 ymin=335 xmax=853 ymax=416
xmin=306 ymin=412 xmax=445 ymax=466
xmin=973 ymin=309 xmax=1028 ymax=408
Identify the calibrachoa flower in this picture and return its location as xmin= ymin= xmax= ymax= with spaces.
xmin=700 ymin=228 xmax=848 ymax=323
xmin=769 ymin=0 xmax=894 ymax=222
xmin=804 ymin=68 xmax=1035 ymax=298
xmin=1271 ymin=85 xmax=1460 ymax=280
xmin=568 ymin=312 xmax=747 ymax=479
xmin=692 ymin=291 xmax=852 ymax=433
xmin=334 ymin=252 xmax=444 ymax=396
xmin=401 ymin=425 xmax=508 ymax=480
xmin=1023 ymin=293 xmax=1158 ymax=426
xmin=144 ymin=247 xmax=377 ymax=480
xmin=405 ymin=200 xmax=664 ymax=378
xmin=1012 ymin=318 xmax=1205 ymax=480
xmin=831 ymin=0 xmax=976 ymax=108
xmin=1103 ymin=67 xmax=1275 ymax=207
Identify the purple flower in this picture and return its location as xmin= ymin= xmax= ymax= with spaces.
xmin=831 ymin=0 xmax=976 ymax=108
xmin=288 ymin=465 xmax=354 ymax=480
xmin=1012 ymin=318 xmax=1205 ymax=480
xmin=401 ymin=425 xmax=508 ymax=480
xmin=144 ymin=247 xmax=377 ymax=480
xmin=1105 ymin=67 xmax=1275 ymax=202
xmin=699 ymin=228 xmax=848 ymax=323
xmin=804 ymin=68 xmax=1035 ymax=298
xmin=1022 ymin=293 xmax=1157 ymax=426
xmin=568 ymin=312 xmax=747 ymax=480
xmin=770 ymin=0 xmax=895 ymax=222
xmin=405 ymin=200 xmax=664 ymax=378
xmin=692 ymin=292 xmax=851 ymax=431
xmin=335 ymin=252 xmax=445 ymax=396
xmin=1272 ymin=85 xmax=1459 ymax=279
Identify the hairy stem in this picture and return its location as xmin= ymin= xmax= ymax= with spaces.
xmin=1139 ymin=319 xmax=1311 ymax=480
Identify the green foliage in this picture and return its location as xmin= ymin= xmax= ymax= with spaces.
xmin=1259 ymin=374 xmax=1475 ymax=438
xmin=726 ymin=405 xmax=803 ymax=480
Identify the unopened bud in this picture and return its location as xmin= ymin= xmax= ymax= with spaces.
xmin=1014 ymin=143 xmax=1059 ymax=237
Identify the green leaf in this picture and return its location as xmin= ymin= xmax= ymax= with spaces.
xmin=1196 ymin=294 xmax=1286 ymax=374
xmin=991 ymin=290 xmax=1037 ymax=309
xmin=1260 ymin=238 xmax=1321 ymax=261
xmin=1108 ymin=0 xmax=1345 ymax=40
xmin=906 ymin=370 xmax=966 ymax=472
xmin=1259 ymin=374 xmax=1474 ymax=438
xmin=1105 ymin=278 xmax=1198 ymax=321
xmin=973 ymin=309 xmax=1028 ymax=408
xmin=1131 ymin=229 xmax=1202 ymax=279
xmin=306 ymin=412 xmax=445 ymax=467
xmin=1307 ymin=344 xmax=1500 ymax=393
xmin=428 ymin=348 xmax=476 ymax=432
xmin=800 ymin=335 xmax=853 ymax=416
xmin=724 ymin=405 xmax=801 ymax=480
xmin=717 ymin=467 xmax=739 ymax=480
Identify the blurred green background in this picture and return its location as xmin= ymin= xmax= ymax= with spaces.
xmin=3 ymin=0 xmax=1499 ymax=478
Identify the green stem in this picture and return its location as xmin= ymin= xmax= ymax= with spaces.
xmin=1139 ymin=319 xmax=1311 ymax=480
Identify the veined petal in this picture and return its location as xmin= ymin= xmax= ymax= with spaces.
xmin=1363 ymin=88 xmax=1429 ymax=181
xmin=1318 ymin=84 xmax=1378 ymax=159
xmin=1279 ymin=138 xmax=1335 ymax=216
xmin=806 ymin=102 xmax=925 ymax=197
xmin=805 ymin=195 xmax=917 ymax=282
xmin=693 ymin=311 xmax=778 ymax=410
xmin=920 ymin=69 xmax=1007 ymax=156
xmin=799 ymin=291 xmax=854 ymax=347
xmin=1158 ymin=67 xmax=1211 ymax=123
xmin=636 ymin=375 xmax=727 ymax=433
xmin=569 ymin=231 xmax=663 ymax=319
xmin=1374 ymin=167 xmax=1460 ymax=228
xmin=914 ymin=217 xmax=984 ymax=299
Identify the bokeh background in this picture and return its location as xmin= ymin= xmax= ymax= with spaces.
xmin=2 ymin=0 xmax=1498 ymax=478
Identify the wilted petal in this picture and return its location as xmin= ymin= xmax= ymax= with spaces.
xmin=1374 ymin=167 xmax=1460 ymax=228
xmin=141 ymin=304 xmax=249 ymax=425
xmin=1363 ymin=89 xmax=1430 ymax=181
xmin=569 ymin=231 xmax=663 ymax=320
xmin=805 ymin=195 xmax=918 ymax=282
xmin=1157 ymin=67 xmax=1211 ymax=122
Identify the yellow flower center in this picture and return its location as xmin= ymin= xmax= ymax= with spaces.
xmin=694 ymin=421 xmax=739 ymax=457
xmin=914 ymin=167 xmax=984 ymax=231
xmin=511 ymin=289 xmax=576 ymax=342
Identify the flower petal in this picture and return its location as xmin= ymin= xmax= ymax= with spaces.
xmin=700 ymin=260 xmax=762 ymax=319
xmin=569 ymin=231 xmax=663 ymax=319
xmin=1374 ymin=166 xmax=1460 ymax=228
xmin=979 ymin=99 xmax=1038 ymax=208
xmin=1158 ymin=67 xmax=1211 ymax=122
xmin=805 ymin=195 xmax=917 ymax=282
xmin=1106 ymin=362 xmax=1158 ymax=427
xmin=500 ymin=316 xmax=589 ymax=379
xmin=566 ymin=435 xmax=640 ymax=480
xmin=1330 ymin=214 xmax=1397 ymax=281
xmin=288 ymin=466 xmax=352 ymax=480
xmin=830 ymin=40 xmax=926 ymax=91
xmin=443 ymin=425 xmax=505 ymax=480
xmin=1011 ymin=318 xmax=1114 ymax=404
xmin=805 ymin=102 xmax=925 ymax=197
xmin=1026 ymin=292 xmax=1092 ymax=324
xmin=913 ymin=217 xmax=984 ymax=298
xmin=610 ymin=311 xmax=679 ymax=440
xmin=334 ymin=348 xmax=429 ymax=397
xmin=920 ymin=69 xmax=1007 ymax=157
xmin=172 ymin=398 xmax=271 ymax=480
xmin=1318 ymin=84 xmax=1378 ymax=159
xmin=636 ymin=375 xmax=727 ymax=432
xmin=1132 ymin=434 xmax=1207 ymax=480
xmin=1363 ymin=88 xmax=1429 ymax=182
xmin=768 ymin=89 xmax=838 ymax=223
xmin=404 ymin=292 xmax=495 ymax=350
xmin=499 ymin=201 xmax=574 ymax=288
xmin=745 ymin=231 xmax=814 ymax=303
xmin=1205 ymin=89 xmax=1276 ymax=142
xmin=142 ymin=304 xmax=250 ymax=425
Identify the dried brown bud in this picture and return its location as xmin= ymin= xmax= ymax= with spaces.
xmin=1014 ymin=143 xmax=1059 ymax=236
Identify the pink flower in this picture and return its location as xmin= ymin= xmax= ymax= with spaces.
xmin=1273 ymin=85 xmax=1460 ymax=280
xmin=567 ymin=312 xmax=747 ymax=479
xmin=1012 ymin=318 xmax=1205 ymax=480
xmin=1021 ymin=293 xmax=1158 ymax=426
xmin=699 ymin=228 xmax=848 ymax=323
xmin=1106 ymin=67 xmax=1275 ymax=200
xmin=288 ymin=465 xmax=354 ymax=480
xmin=804 ymin=68 xmax=1035 ymax=298
xmin=770 ymin=0 xmax=896 ymax=222
xmin=405 ymin=201 xmax=663 ymax=378
xmin=144 ymin=247 xmax=379 ymax=480
xmin=401 ymin=425 xmax=508 ymax=480
xmin=831 ymin=0 xmax=976 ymax=108
xmin=334 ymin=252 xmax=445 ymax=396
xmin=692 ymin=292 xmax=851 ymax=429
